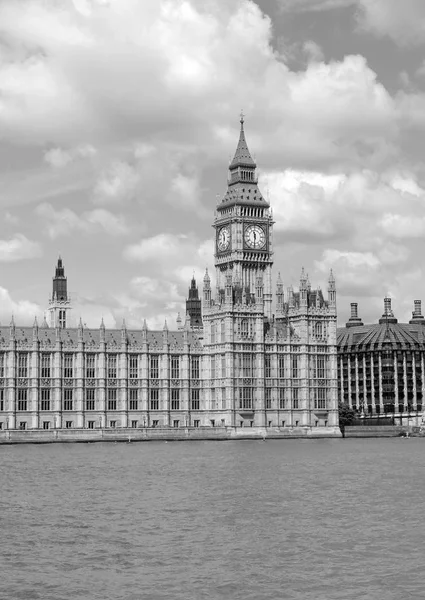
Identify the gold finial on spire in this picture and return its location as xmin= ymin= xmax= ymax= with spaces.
xmin=240 ymin=109 xmax=244 ymax=127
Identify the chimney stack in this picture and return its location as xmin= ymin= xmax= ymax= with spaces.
xmin=409 ymin=299 xmax=425 ymax=324
xmin=345 ymin=302 xmax=363 ymax=328
xmin=379 ymin=297 xmax=397 ymax=324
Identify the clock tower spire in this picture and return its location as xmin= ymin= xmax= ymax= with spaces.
xmin=214 ymin=115 xmax=274 ymax=318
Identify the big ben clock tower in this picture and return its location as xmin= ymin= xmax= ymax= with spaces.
xmin=214 ymin=113 xmax=274 ymax=318
xmin=201 ymin=115 xmax=275 ymax=428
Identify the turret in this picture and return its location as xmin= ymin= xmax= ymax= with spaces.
xmin=300 ymin=267 xmax=308 ymax=308
xmin=10 ymin=315 xmax=15 ymax=340
xmin=142 ymin=318 xmax=148 ymax=340
xmin=203 ymin=268 xmax=211 ymax=308
xmin=33 ymin=317 xmax=39 ymax=342
xmin=52 ymin=256 xmax=67 ymax=301
xmin=78 ymin=317 xmax=84 ymax=342
xmin=121 ymin=318 xmax=127 ymax=345
xmin=327 ymin=269 xmax=336 ymax=307
xmin=186 ymin=274 xmax=202 ymax=328
xmin=99 ymin=317 xmax=105 ymax=343
xmin=48 ymin=257 xmax=72 ymax=328
xmin=276 ymin=273 xmax=284 ymax=315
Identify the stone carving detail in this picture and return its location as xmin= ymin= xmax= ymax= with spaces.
xmin=191 ymin=379 xmax=200 ymax=387
xmin=17 ymin=341 xmax=32 ymax=350
xmin=17 ymin=378 xmax=28 ymax=387
xmin=40 ymin=378 xmax=51 ymax=387
xmin=0 ymin=378 xmax=4 ymax=387
xmin=129 ymin=379 xmax=139 ymax=387
xmin=243 ymin=378 xmax=252 ymax=386
xmin=108 ymin=379 xmax=117 ymax=387
xmin=63 ymin=379 xmax=74 ymax=387
xmin=318 ymin=379 xmax=326 ymax=387
xmin=86 ymin=379 xmax=96 ymax=387
xmin=150 ymin=379 xmax=159 ymax=387
xmin=171 ymin=379 xmax=180 ymax=387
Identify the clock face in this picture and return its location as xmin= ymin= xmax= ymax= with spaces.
xmin=217 ymin=226 xmax=230 ymax=251
xmin=244 ymin=225 xmax=266 ymax=249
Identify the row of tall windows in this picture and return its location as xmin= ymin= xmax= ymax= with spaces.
xmin=3 ymin=353 xmax=201 ymax=380
xmin=266 ymin=388 xmax=299 ymax=409
xmin=243 ymin=354 xmax=299 ymax=379
xmin=0 ymin=386 xmax=315 ymax=412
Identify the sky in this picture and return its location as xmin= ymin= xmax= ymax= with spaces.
xmin=1 ymin=0 xmax=425 ymax=329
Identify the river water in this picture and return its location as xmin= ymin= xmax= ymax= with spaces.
xmin=1 ymin=438 xmax=424 ymax=600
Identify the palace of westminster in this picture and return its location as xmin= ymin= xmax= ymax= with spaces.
xmin=0 ymin=119 xmax=423 ymax=433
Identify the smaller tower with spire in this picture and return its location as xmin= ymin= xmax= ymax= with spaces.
xmin=48 ymin=257 xmax=72 ymax=329
xmin=186 ymin=274 xmax=203 ymax=330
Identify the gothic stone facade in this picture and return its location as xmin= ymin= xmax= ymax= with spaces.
xmin=0 ymin=120 xmax=339 ymax=433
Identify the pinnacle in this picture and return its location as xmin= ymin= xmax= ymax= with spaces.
xmin=229 ymin=116 xmax=256 ymax=168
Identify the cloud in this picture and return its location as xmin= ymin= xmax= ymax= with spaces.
xmin=35 ymin=202 xmax=129 ymax=238
xmin=123 ymin=233 xmax=191 ymax=262
xmin=0 ymin=287 xmax=42 ymax=325
xmin=93 ymin=160 xmax=140 ymax=205
xmin=0 ymin=0 xmax=410 ymax=174
xmin=302 ymin=41 xmax=325 ymax=62
xmin=44 ymin=144 xmax=97 ymax=168
xmin=4 ymin=212 xmax=20 ymax=225
xmin=380 ymin=214 xmax=425 ymax=238
xmin=357 ymin=0 xmax=425 ymax=46
xmin=278 ymin=0 xmax=425 ymax=47
xmin=44 ymin=148 xmax=74 ymax=168
xmin=0 ymin=234 xmax=42 ymax=262
xmin=277 ymin=0 xmax=355 ymax=11
xmin=1 ymin=0 xmax=425 ymax=328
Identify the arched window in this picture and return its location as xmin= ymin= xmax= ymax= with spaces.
xmin=211 ymin=322 xmax=216 ymax=344
xmin=315 ymin=322 xmax=323 ymax=337
xmin=221 ymin=320 xmax=225 ymax=342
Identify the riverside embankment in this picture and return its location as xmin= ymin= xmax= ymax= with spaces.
xmin=0 ymin=426 xmax=342 ymax=444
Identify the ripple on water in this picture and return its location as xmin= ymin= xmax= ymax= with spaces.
xmin=1 ymin=438 xmax=425 ymax=600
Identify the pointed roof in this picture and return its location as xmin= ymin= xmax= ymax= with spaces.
xmin=230 ymin=113 xmax=256 ymax=169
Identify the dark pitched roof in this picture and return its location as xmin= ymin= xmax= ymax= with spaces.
xmin=337 ymin=322 xmax=425 ymax=352
xmin=220 ymin=182 xmax=268 ymax=207
xmin=230 ymin=122 xmax=256 ymax=168
xmin=0 ymin=326 xmax=203 ymax=351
